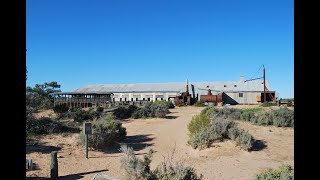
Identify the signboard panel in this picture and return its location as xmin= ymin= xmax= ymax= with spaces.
xmin=83 ymin=122 xmax=92 ymax=134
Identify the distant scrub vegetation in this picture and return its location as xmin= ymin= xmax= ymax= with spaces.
xmin=80 ymin=117 xmax=126 ymax=150
xmin=188 ymin=107 xmax=254 ymax=151
xmin=202 ymin=107 xmax=294 ymax=128
xmin=113 ymin=101 xmax=173 ymax=119
xmin=187 ymin=106 xmax=294 ymax=151
xmin=57 ymin=107 xmax=102 ymax=122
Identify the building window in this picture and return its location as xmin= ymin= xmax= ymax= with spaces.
xmin=239 ymin=93 xmax=243 ymax=97
xmin=234 ymin=85 xmax=237 ymax=87
xmin=131 ymin=98 xmax=133 ymax=101
xmin=155 ymin=98 xmax=157 ymax=101
xmin=224 ymin=85 xmax=227 ymax=87
xmin=136 ymin=98 xmax=138 ymax=101
xmin=147 ymin=98 xmax=150 ymax=101
xmin=143 ymin=98 xmax=145 ymax=101
xmin=120 ymin=98 xmax=122 ymax=101
xmin=161 ymin=98 xmax=163 ymax=100
xmin=125 ymin=98 xmax=127 ymax=101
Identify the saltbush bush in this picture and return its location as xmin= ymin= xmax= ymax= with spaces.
xmin=82 ymin=119 xmax=126 ymax=150
xmin=120 ymin=145 xmax=155 ymax=180
xmin=216 ymin=108 xmax=241 ymax=120
xmin=271 ymin=108 xmax=294 ymax=127
xmin=154 ymin=161 xmax=199 ymax=180
xmin=232 ymin=129 xmax=254 ymax=151
xmin=120 ymin=145 xmax=199 ymax=180
xmin=188 ymin=115 xmax=254 ymax=151
xmin=113 ymin=105 xmax=138 ymax=119
xmin=240 ymin=111 xmax=255 ymax=121
xmin=154 ymin=100 xmax=175 ymax=109
xmin=211 ymin=117 xmax=236 ymax=139
xmin=201 ymin=106 xmax=219 ymax=118
xmin=188 ymin=113 xmax=211 ymax=136
xmin=188 ymin=126 xmax=213 ymax=150
xmin=131 ymin=102 xmax=170 ymax=119
xmin=255 ymin=112 xmax=273 ymax=126
xmin=255 ymin=164 xmax=294 ymax=180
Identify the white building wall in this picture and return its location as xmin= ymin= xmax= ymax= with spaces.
xmin=112 ymin=92 xmax=179 ymax=102
xmin=225 ymin=92 xmax=261 ymax=104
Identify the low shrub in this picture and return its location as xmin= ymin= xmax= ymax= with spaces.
xmin=154 ymin=161 xmax=199 ymax=180
xmin=211 ymin=117 xmax=236 ymax=139
xmin=74 ymin=109 xmax=99 ymax=122
xmin=69 ymin=106 xmax=81 ymax=112
xmin=194 ymin=101 xmax=205 ymax=107
xmin=255 ymin=164 xmax=294 ymax=180
xmin=27 ymin=117 xmax=79 ymax=135
xmin=53 ymin=104 xmax=69 ymax=114
xmin=240 ymin=111 xmax=255 ymax=121
xmin=57 ymin=111 xmax=75 ymax=119
xmin=131 ymin=102 xmax=170 ymax=119
xmin=200 ymin=106 xmax=219 ymax=118
xmin=167 ymin=101 xmax=175 ymax=109
xmin=188 ymin=126 xmax=213 ymax=150
xmin=188 ymin=113 xmax=211 ymax=136
xmin=241 ymin=108 xmax=263 ymax=113
xmin=188 ymin=115 xmax=254 ymax=151
xmin=233 ymin=129 xmax=254 ymax=151
xmin=154 ymin=100 xmax=174 ymax=109
xmin=260 ymin=102 xmax=277 ymax=107
xmin=255 ymin=112 xmax=273 ymax=126
xmin=120 ymin=145 xmax=199 ymax=180
xmin=82 ymin=119 xmax=126 ymax=150
xmin=271 ymin=108 xmax=294 ymax=127
xmin=113 ymin=105 xmax=138 ymax=119
xmin=216 ymin=108 xmax=241 ymax=120
xmin=120 ymin=145 xmax=155 ymax=180
xmin=96 ymin=106 xmax=104 ymax=113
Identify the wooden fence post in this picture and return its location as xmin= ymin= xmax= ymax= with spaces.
xmin=50 ymin=151 xmax=58 ymax=179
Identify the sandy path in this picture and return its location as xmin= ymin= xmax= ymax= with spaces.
xmin=26 ymin=106 xmax=293 ymax=179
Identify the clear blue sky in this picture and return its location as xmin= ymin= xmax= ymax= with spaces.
xmin=26 ymin=0 xmax=293 ymax=98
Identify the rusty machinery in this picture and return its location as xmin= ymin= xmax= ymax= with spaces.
xmin=199 ymin=88 xmax=223 ymax=105
xmin=174 ymin=80 xmax=194 ymax=105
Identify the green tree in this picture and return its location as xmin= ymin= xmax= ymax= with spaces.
xmin=26 ymin=81 xmax=61 ymax=110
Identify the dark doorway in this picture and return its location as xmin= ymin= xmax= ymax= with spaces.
xmin=260 ymin=92 xmax=275 ymax=102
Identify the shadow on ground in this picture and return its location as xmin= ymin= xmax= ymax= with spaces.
xmin=26 ymin=169 xmax=109 ymax=180
xmin=164 ymin=115 xmax=178 ymax=119
xmin=102 ymin=134 xmax=155 ymax=154
xmin=59 ymin=169 xmax=109 ymax=179
xmin=251 ymin=139 xmax=267 ymax=151
xmin=26 ymin=142 xmax=62 ymax=154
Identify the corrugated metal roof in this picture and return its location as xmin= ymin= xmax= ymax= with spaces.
xmin=50 ymin=92 xmax=113 ymax=95
xmin=72 ymin=79 xmax=273 ymax=93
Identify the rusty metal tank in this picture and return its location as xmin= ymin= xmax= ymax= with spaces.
xmin=200 ymin=89 xmax=223 ymax=104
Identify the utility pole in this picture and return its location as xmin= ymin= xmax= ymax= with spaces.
xmin=263 ymin=65 xmax=266 ymax=103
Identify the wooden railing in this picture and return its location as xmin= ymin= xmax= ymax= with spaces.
xmin=54 ymin=98 xmax=111 ymax=103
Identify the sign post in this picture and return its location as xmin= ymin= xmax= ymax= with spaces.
xmin=83 ymin=122 xmax=92 ymax=159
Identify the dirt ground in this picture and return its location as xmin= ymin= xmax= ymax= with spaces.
xmin=26 ymin=106 xmax=294 ymax=179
